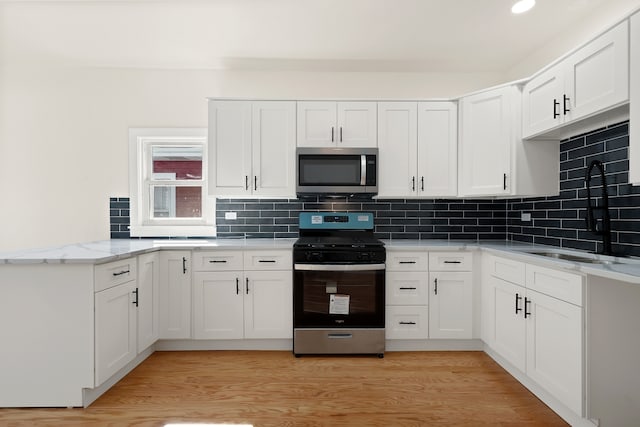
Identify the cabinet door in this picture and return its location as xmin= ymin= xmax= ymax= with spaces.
xmin=566 ymin=20 xmax=628 ymax=124
xmin=377 ymin=102 xmax=418 ymax=197
xmin=489 ymin=276 xmax=526 ymax=372
xmin=417 ymin=101 xmax=458 ymax=197
xmin=137 ymin=252 xmax=159 ymax=353
xmin=525 ymin=289 xmax=583 ymax=415
xmin=244 ymin=271 xmax=293 ymax=339
xmin=631 ymin=12 xmax=640 ymax=185
xmin=297 ymin=101 xmax=337 ymax=147
xmin=251 ymin=101 xmax=296 ymax=197
xmin=428 ymin=272 xmax=473 ymax=339
xmin=159 ymin=251 xmax=192 ymax=339
xmin=208 ymin=100 xmax=252 ymax=195
xmin=193 ymin=271 xmax=244 ymax=339
xmin=95 ymin=281 xmax=137 ymax=386
xmin=337 ymin=101 xmax=377 ymax=147
xmin=522 ymin=65 xmax=564 ymax=138
xmin=459 ymin=86 xmax=513 ymax=196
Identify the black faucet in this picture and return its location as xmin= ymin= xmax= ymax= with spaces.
xmin=585 ymin=159 xmax=612 ymax=256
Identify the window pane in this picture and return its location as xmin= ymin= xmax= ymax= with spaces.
xmin=152 ymin=186 xmax=202 ymax=218
xmin=152 ymin=146 xmax=202 ymax=180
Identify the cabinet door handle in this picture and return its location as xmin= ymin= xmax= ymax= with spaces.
xmin=132 ymin=288 xmax=139 ymax=307
xmin=515 ymin=293 xmax=522 ymax=314
xmin=245 ymin=175 xmax=249 ymax=191
xmin=524 ymin=297 xmax=531 ymax=319
xmin=182 ymin=257 xmax=187 ymax=274
xmin=399 ymin=261 xmax=416 ymax=264
xmin=258 ymin=260 xmax=276 ymax=263
xmin=443 ymin=261 xmax=461 ymax=264
xmin=113 ymin=270 xmax=130 ymax=277
xmin=331 ymin=126 xmax=335 ymax=142
xmin=399 ymin=287 xmax=417 ymax=290
xmin=246 ymin=277 xmax=249 ymax=294
xmin=553 ymin=98 xmax=560 ymax=118
xmin=209 ymin=260 xmax=227 ymax=263
xmin=563 ymin=94 xmax=571 ymax=115
xmin=340 ymin=126 xmax=343 ymax=142
xmin=236 ymin=278 xmax=239 ymax=295
xmin=421 ymin=176 xmax=424 ymax=192
xmin=412 ymin=176 xmax=416 ymax=191
xmin=503 ymin=173 xmax=507 ymax=191
xmin=254 ymin=176 xmax=257 ymax=191
xmin=434 ymin=278 xmax=438 ymax=295
xmin=399 ymin=321 xmax=416 ymax=325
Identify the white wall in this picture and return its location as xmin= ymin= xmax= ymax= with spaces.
xmin=0 ymin=64 xmax=502 ymax=252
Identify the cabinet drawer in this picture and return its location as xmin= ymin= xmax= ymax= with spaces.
xmin=385 ymin=305 xmax=429 ymax=340
xmin=192 ymin=251 xmax=244 ymax=271
xmin=488 ymin=255 xmax=525 ymax=286
xmin=526 ymin=264 xmax=583 ymax=306
xmin=95 ymin=257 xmax=137 ymax=292
xmin=386 ymin=272 xmax=429 ymax=305
xmin=429 ymin=252 xmax=472 ymax=271
xmin=386 ymin=251 xmax=428 ymax=271
xmin=244 ymin=250 xmax=292 ymax=271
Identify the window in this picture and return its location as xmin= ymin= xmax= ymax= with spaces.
xmin=129 ymin=128 xmax=215 ymax=237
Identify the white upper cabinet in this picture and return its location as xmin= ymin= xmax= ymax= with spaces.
xmin=459 ymin=85 xmax=559 ymax=197
xmin=378 ymin=101 xmax=457 ymax=198
xmin=522 ymin=20 xmax=629 ymax=139
xmin=297 ymin=101 xmax=377 ymax=147
xmin=630 ymin=12 xmax=640 ymax=185
xmin=209 ymin=100 xmax=296 ymax=197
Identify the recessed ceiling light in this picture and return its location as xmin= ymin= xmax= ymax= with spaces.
xmin=512 ymin=0 xmax=536 ymax=14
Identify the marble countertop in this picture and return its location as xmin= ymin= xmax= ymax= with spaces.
xmin=2 ymin=238 xmax=640 ymax=284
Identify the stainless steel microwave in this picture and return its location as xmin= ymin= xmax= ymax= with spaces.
xmin=296 ymin=147 xmax=378 ymax=195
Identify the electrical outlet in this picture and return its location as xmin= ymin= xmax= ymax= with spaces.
xmin=225 ymin=212 xmax=237 ymax=220
xmin=521 ymin=212 xmax=531 ymax=222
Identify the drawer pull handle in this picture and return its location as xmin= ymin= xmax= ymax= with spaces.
xmin=209 ymin=260 xmax=227 ymax=263
xmin=434 ymin=278 xmax=438 ymax=295
xmin=182 ymin=257 xmax=187 ymax=274
xmin=132 ymin=288 xmax=139 ymax=307
xmin=112 ymin=270 xmax=130 ymax=276
xmin=328 ymin=333 xmax=352 ymax=339
xmin=399 ymin=261 xmax=416 ymax=264
xmin=524 ymin=297 xmax=531 ymax=319
xmin=515 ymin=293 xmax=522 ymax=314
xmin=443 ymin=261 xmax=461 ymax=264
xmin=399 ymin=321 xmax=416 ymax=325
xmin=236 ymin=278 xmax=240 ymax=295
xmin=258 ymin=260 xmax=276 ymax=263
xmin=399 ymin=287 xmax=417 ymax=290
xmin=246 ymin=277 xmax=249 ymax=294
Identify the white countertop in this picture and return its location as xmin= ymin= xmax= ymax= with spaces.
xmin=2 ymin=238 xmax=640 ymax=284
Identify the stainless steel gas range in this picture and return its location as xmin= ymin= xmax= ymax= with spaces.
xmin=292 ymin=212 xmax=386 ymax=357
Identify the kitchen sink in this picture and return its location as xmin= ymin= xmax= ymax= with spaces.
xmin=525 ymin=251 xmax=621 ymax=265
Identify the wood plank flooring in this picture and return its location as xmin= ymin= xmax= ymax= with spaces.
xmin=0 ymin=351 xmax=568 ymax=426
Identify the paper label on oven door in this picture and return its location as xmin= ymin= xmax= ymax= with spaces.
xmin=311 ymin=215 xmax=323 ymax=224
xmin=357 ymin=215 xmax=369 ymax=222
xmin=329 ymin=294 xmax=350 ymax=315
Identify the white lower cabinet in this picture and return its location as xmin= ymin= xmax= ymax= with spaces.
xmin=94 ymin=279 xmax=138 ymax=387
xmin=137 ymin=252 xmax=160 ymax=353
xmin=485 ymin=255 xmax=584 ymax=416
xmin=192 ymin=250 xmax=293 ymax=340
xmin=385 ymin=251 xmax=429 ymax=339
xmin=428 ymin=272 xmax=473 ymax=339
xmin=159 ymin=251 xmax=192 ymax=339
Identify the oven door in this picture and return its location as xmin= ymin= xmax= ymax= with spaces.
xmin=293 ymin=263 xmax=385 ymax=328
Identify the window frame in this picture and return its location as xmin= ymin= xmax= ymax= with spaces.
xmin=128 ymin=128 xmax=215 ymax=237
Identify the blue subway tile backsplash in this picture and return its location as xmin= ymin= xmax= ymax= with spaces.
xmin=110 ymin=119 xmax=640 ymax=255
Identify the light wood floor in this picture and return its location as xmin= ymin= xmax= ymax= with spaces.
xmin=0 ymin=351 xmax=568 ymax=426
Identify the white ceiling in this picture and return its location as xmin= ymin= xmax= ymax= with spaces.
xmin=0 ymin=0 xmax=638 ymax=74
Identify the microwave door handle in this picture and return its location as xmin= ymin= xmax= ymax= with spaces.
xmin=360 ymin=155 xmax=367 ymax=185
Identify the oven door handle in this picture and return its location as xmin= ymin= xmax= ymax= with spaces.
xmin=294 ymin=263 xmax=386 ymax=271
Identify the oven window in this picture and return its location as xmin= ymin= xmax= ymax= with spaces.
xmin=294 ymin=269 xmax=385 ymax=328
xmin=299 ymin=155 xmax=361 ymax=186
